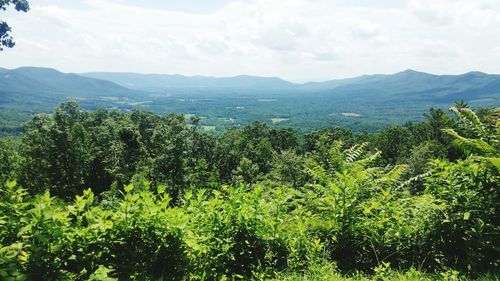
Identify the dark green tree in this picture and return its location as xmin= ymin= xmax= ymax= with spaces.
xmin=19 ymin=102 xmax=92 ymax=198
xmin=374 ymin=125 xmax=412 ymax=164
xmin=304 ymin=127 xmax=353 ymax=152
xmin=267 ymin=150 xmax=307 ymax=188
xmin=0 ymin=139 xmax=19 ymax=183
xmin=150 ymin=114 xmax=190 ymax=199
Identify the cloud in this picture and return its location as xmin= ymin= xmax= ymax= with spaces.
xmin=408 ymin=0 xmax=500 ymax=27
xmin=1 ymin=0 xmax=500 ymax=81
xmin=346 ymin=17 xmax=380 ymax=38
xmin=416 ymin=39 xmax=463 ymax=58
xmin=255 ymin=17 xmax=310 ymax=51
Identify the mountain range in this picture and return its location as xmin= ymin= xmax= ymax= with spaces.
xmin=1 ymin=66 xmax=499 ymax=133
xmin=81 ymin=69 xmax=500 ymax=98
xmin=81 ymin=72 xmax=296 ymax=90
xmin=1 ymin=66 xmax=499 ymax=100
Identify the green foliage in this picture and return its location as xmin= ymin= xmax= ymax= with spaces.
xmin=0 ymin=139 xmax=19 ymax=183
xmin=444 ymin=107 xmax=499 ymax=168
xmin=273 ymin=263 xmax=491 ymax=281
xmin=87 ymin=266 xmax=118 ymax=281
xmin=183 ymin=186 xmax=322 ymax=279
xmin=18 ymin=102 xmax=93 ymax=199
xmin=424 ymin=158 xmax=499 ymax=272
xmin=0 ymin=103 xmax=498 ymax=279
xmin=299 ymin=139 xmax=444 ymax=270
xmin=267 ymin=150 xmax=308 ymax=188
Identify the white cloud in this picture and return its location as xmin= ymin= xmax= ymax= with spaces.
xmin=346 ymin=17 xmax=380 ymax=39
xmin=0 ymin=0 xmax=499 ymax=81
xmin=408 ymin=0 xmax=500 ymax=27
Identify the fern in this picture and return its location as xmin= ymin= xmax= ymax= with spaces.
xmin=356 ymin=150 xmax=381 ymax=167
xmin=449 ymin=106 xmax=487 ymax=138
xmin=443 ymin=128 xmax=497 ymax=156
xmin=345 ymin=142 xmax=368 ymax=164
xmin=374 ymin=164 xmax=408 ymax=189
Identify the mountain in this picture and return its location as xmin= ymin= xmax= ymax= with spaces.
xmin=0 ymin=67 xmax=144 ymax=103
xmin=303 ymin=69 xmax=499 ymax=92
xmin=81 ymin=72 xmax=295 ymax=90
xmin=2 ymin=66 xmax=500 ymax=106
xmin=81 ymin=69 xmax=500 ymax=103
xmin=1 ymin=66 xmax=499 ymax=135
xmin=298 ymin=69 xmax=500 ymax=103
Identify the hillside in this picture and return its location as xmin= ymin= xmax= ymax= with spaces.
xmin=304 ymin=70 xmax=500 ymax=103
xmin=83 ymin=69 xmax=500 ymax=102
xmin=81 ymin=72 xmax=296 ymax=90
xmin=0 ymin=67 xmax=143 ymax=100
xmin=1 ymin=67 xmax=499 ymax=134
xmin=82 ymin=69 xmax=500 ymax=106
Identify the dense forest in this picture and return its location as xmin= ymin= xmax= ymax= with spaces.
xmin=0 ymin=101 xmax=498 ymax=280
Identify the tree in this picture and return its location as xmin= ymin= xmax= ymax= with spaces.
xmin=19 ymin=102 xmax=92 ymax=199
xmin=0 ymin=0 xmax=29 ymax=51
xmin=0 ymin=139 xmax=19 ymax=183
xmin=373 ymin=125 xmax=412 ymax=164
xmin=267 ymin=150 xmax=307 ymax=188
xmin=150 ymin=114 xmax=191 ymax=199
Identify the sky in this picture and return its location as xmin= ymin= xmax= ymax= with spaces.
xmin=1 ymin=0 xmax=500 ymax=82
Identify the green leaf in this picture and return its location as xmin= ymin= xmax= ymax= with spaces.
xmin=50 ymin=244 xmax=63 ymax=253
xmin=463 ymin=211 xmax=470 ymax=220
xmin=124 ymin=184 xmax=133 ymax=193
xmin=5 ymin=180 xmax=17 ymax=188
xmin=483 ymin=157 xmax=500 ymax=169
xmin=157 ymin=184 xmax=167 ymax=194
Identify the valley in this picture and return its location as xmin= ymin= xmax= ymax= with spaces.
xmin=1 ymin=67 xmax=499 ymax=135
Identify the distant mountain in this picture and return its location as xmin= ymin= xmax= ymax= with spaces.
xmin=1 ymin=66 xmax=499 ymax=135
xmin=298 ymin=69 xmax=500 ymax=103
xmin=2 ymin=67 xmax=499 ymax=104
xmin=81 ymin=72 xmax=296 ymax=91
xmin=81 ymin=69 xmax=500 ymax=103
xmin=303 ymin=69 xmax=499 ymax=91
xmin=0 ymin=67 xmax=144 ymax=104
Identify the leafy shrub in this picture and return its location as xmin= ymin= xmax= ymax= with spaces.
xmin=183 ymin=186 xmax=322 ymax=279
xmin=424 ymin=158 xmax=499 ymax=272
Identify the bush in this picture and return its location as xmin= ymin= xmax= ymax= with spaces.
xmin=183 ymin=186 xmax=322 ymax=279
xmin=424 ymin=158 xmax=499 ymax=272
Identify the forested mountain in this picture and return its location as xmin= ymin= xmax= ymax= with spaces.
xmin=1 ymin=66 xmax=499 ymax=135
xmin=4 ymin=67 xmax=498 ymax=106
xmin=83 ymin=68 xmax=500 ymax=105
xmin=0 ymin=67 xmax=142 ymax=100
xmin=2 ymin=67 xmax=499 ymax=103
xmin=302 ymin=69 xmax=500 ymax=103
xmin=0 ymin=67 xmax=147 ymax=134
xmin=81 ymin=72 xmax=296 ymax=90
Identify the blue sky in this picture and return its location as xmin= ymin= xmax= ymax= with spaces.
xmin=1 ymin=0 xmax=500 ymax=81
